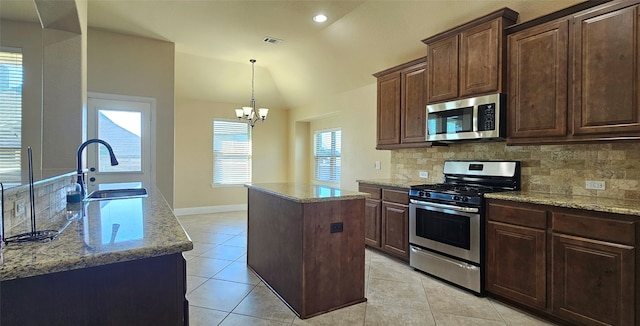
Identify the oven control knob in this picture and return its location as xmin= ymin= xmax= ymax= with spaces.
xmin=452 ymin=195 xmax=460 ymax=201
xmin=424 ymin=192 xmax=430 ymax=198
xmin=461 ymin=196 xmax=468 ymax=203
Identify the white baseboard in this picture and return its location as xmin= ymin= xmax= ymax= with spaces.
xmin=173 ymin=204 xmax=247 ymax=216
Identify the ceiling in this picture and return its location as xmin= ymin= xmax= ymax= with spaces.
xmin=1 ymin=0 xmax=583 ymax=111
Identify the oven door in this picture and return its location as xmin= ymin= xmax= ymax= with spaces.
xmin=409 ymin=199 xmax=480 ymax=264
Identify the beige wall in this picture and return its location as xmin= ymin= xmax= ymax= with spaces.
xmin=290 ymin=83 xmax=390 ymax=192
xmin=41 ymin=27 xmax=84 ymax=171
xmin=174 ymin=98 xmax=289 ymax=211
xmin=87 ymin=29 xmax=176 ymax=207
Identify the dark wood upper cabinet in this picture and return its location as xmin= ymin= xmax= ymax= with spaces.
xmin=401 ymin=63 xmax=428 ymax=143
xmin=507 ymin=19 xmax=569 ymax=141
xmin=460 ymin=19 xmax=501 ymax=97
xmin=507 ymin=0 xmax=640 ymax=144
xmin=376 ymin=72 xmax=401 ymax=146
xmin=423 ymin=8 xmax=518 ymax=104
xmin=572 ymin=2 xmax=640 ymax=136
xmin=427 ymin=35 xmax=459 ymax=103
xmin=374 ymin=57 xmax=432 ymax=149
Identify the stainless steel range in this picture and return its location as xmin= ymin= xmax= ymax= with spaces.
xmin=409 ymin=160 xmax=520 ymax=294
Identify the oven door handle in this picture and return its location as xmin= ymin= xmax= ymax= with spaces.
xmin=410 ymin=199 xmax=479 ymax=214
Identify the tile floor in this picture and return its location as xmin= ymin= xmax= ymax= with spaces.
xmin=179 ymin=211 xmax=557 ymax=326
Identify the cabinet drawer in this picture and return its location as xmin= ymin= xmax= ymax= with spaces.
xmin=359 ymin=185 xmax=381 ymax=200
xmin=552 ymin=212 xmax=635 ymax=245
xmin=487 ymin=201 xmax=547 ymax=229
xmin=382 ymin=189 xmax=408 ymax=204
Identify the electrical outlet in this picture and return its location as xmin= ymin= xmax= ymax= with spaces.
xmin=585 ymin=180 xmax=605 ymax=190
xmin=14 ymin=199 xmax=26 ymax=218
xmin=330 ymin=222 xmax=343 ymax=233
xmin=419 ymin=171 xmax=429 ymax=179
xmin=375 ymin=161 xmax=381 ymax=170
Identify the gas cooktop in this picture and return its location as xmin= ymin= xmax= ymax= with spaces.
xmin=409 ymin=161 xmax=521 ymax=206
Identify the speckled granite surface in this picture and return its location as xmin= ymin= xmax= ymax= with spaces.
xmin=245 ymin=183 xmax=368 ymax=203
xmin=356 ymin=178 xmax=426 ymax=189
xmin=485 ymin=191 xmax=640 ymax=216
xmin=0 ymin=184 xmax=193 ymax=281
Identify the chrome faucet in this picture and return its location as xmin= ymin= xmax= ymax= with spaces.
xmin=77 ymin=139 xmax=119 ymax=197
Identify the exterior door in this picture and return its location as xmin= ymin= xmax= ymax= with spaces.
xmin=86 ymin=94 xmax=153 ymax=193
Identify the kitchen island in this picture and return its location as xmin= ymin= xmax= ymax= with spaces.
xmin=245 ymin=183 xmax=367 ymax=319
xmin=0 ymin=184 xmax=193 ymax=325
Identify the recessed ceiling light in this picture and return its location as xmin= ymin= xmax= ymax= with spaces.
xmin=313 ymin=14 xmax=328 ymax=23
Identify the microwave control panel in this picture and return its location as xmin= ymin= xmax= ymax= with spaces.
xmin=477 ymin=103 xmax=496 ymax=131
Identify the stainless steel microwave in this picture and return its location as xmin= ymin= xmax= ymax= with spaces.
xmin=426 ymin=93 xmax=506 ymax=142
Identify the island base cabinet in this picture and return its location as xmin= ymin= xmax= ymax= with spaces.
xmin=0 ymin=253 xmax=188 ymax=326
xmin=552 ymin=234 xmax=635 ymax=326
xmin=247 ymin=188 xmax=366 ymax=319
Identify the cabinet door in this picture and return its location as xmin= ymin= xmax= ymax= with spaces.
xmin=401 ymin=63 xmax=427 ymax=143
xmin=381 ymin=202 xmax=409 ymax=260
xmin=507 ymin=19 xmax=569 ymax=140
xmin=364 ymin=199 xmax=381 ymax=247
xmin=552 ymin=234 xmax=634 ymax=326
xmin=573 ymin=3 xmax=640 ymax=136
xmin=460 ymin=19 xmax=500 ymax=97
xmin=377 ymin=72 xmax=401 ymax=146
xmin=486 ymin=221 xmax=547 ymax=309
xmin=427 ymin=35 xmax=459 ymax=103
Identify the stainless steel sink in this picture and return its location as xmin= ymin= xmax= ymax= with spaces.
xmin=85 ymin=188 xmax=148 ymax=201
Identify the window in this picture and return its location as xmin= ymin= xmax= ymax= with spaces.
xmin=0 ymin=48 xmax=23 ymax=184
xmin=213 ymin=120 xmax=251 ymax=185
xmin=314 ymin=129 xmax=341 ymax=183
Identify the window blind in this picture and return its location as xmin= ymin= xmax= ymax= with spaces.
xmin=314 ymin=129 xmax=341 ymax=183
xmin=213 ymin=120 xmax=252 ymax=185
xmin=0 ymin=48 xmax=23 ymax=183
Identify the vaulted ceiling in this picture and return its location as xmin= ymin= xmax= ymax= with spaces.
xmin=2 ymin=0 xmax=582 ymax=111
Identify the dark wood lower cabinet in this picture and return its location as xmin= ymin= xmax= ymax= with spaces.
xmin=0 ymin=253 xmax=188 ymax=325
xmin=486 ymin=198 xmax=638 ymax=326
xmin=364 ymin=198 xmax=382 ymax=247
xmin=381 ymin=201 xmax=409 ymax=259
xmin=552 ymin=234 xmax=634 ymax=326
xmin=486 ymin=221 xmax=546 ymax=310
xmin=358 ymin=183 xmax=409 ymax=262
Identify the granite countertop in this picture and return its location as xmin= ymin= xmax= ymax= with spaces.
xmin=356 ymin=178 xmax=427 ymax=189
xmin=485 ymin=191 xmax=640 ymax=216
xmin=0 ymin=184 xmax=193 ymax=281
xmin=245 ymin=183 xmax=368 ymax=203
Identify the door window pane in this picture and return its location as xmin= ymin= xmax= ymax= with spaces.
xmin=98 ymin=110 xmax=142 ymax=172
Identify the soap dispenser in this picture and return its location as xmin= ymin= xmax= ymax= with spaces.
xmin=66 ymin=176 xmax=82 ymax=203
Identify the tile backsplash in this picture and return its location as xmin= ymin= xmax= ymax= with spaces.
xmin=1 ymin=174 xmax=71 ymax=239
xmin=391 ymin=142 xmax=640 ymax=200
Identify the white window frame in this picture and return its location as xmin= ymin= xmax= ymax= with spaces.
xmin=212 ymin=119 xmax=252 ymax=186
xmin=313 ymin=128 xmax=341 ymax=185
xmin=0 ymin=47 xmax=23 ymax=185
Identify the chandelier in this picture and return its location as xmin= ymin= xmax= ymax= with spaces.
xmin=234 ymin=59 xmax=269 ymax=127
